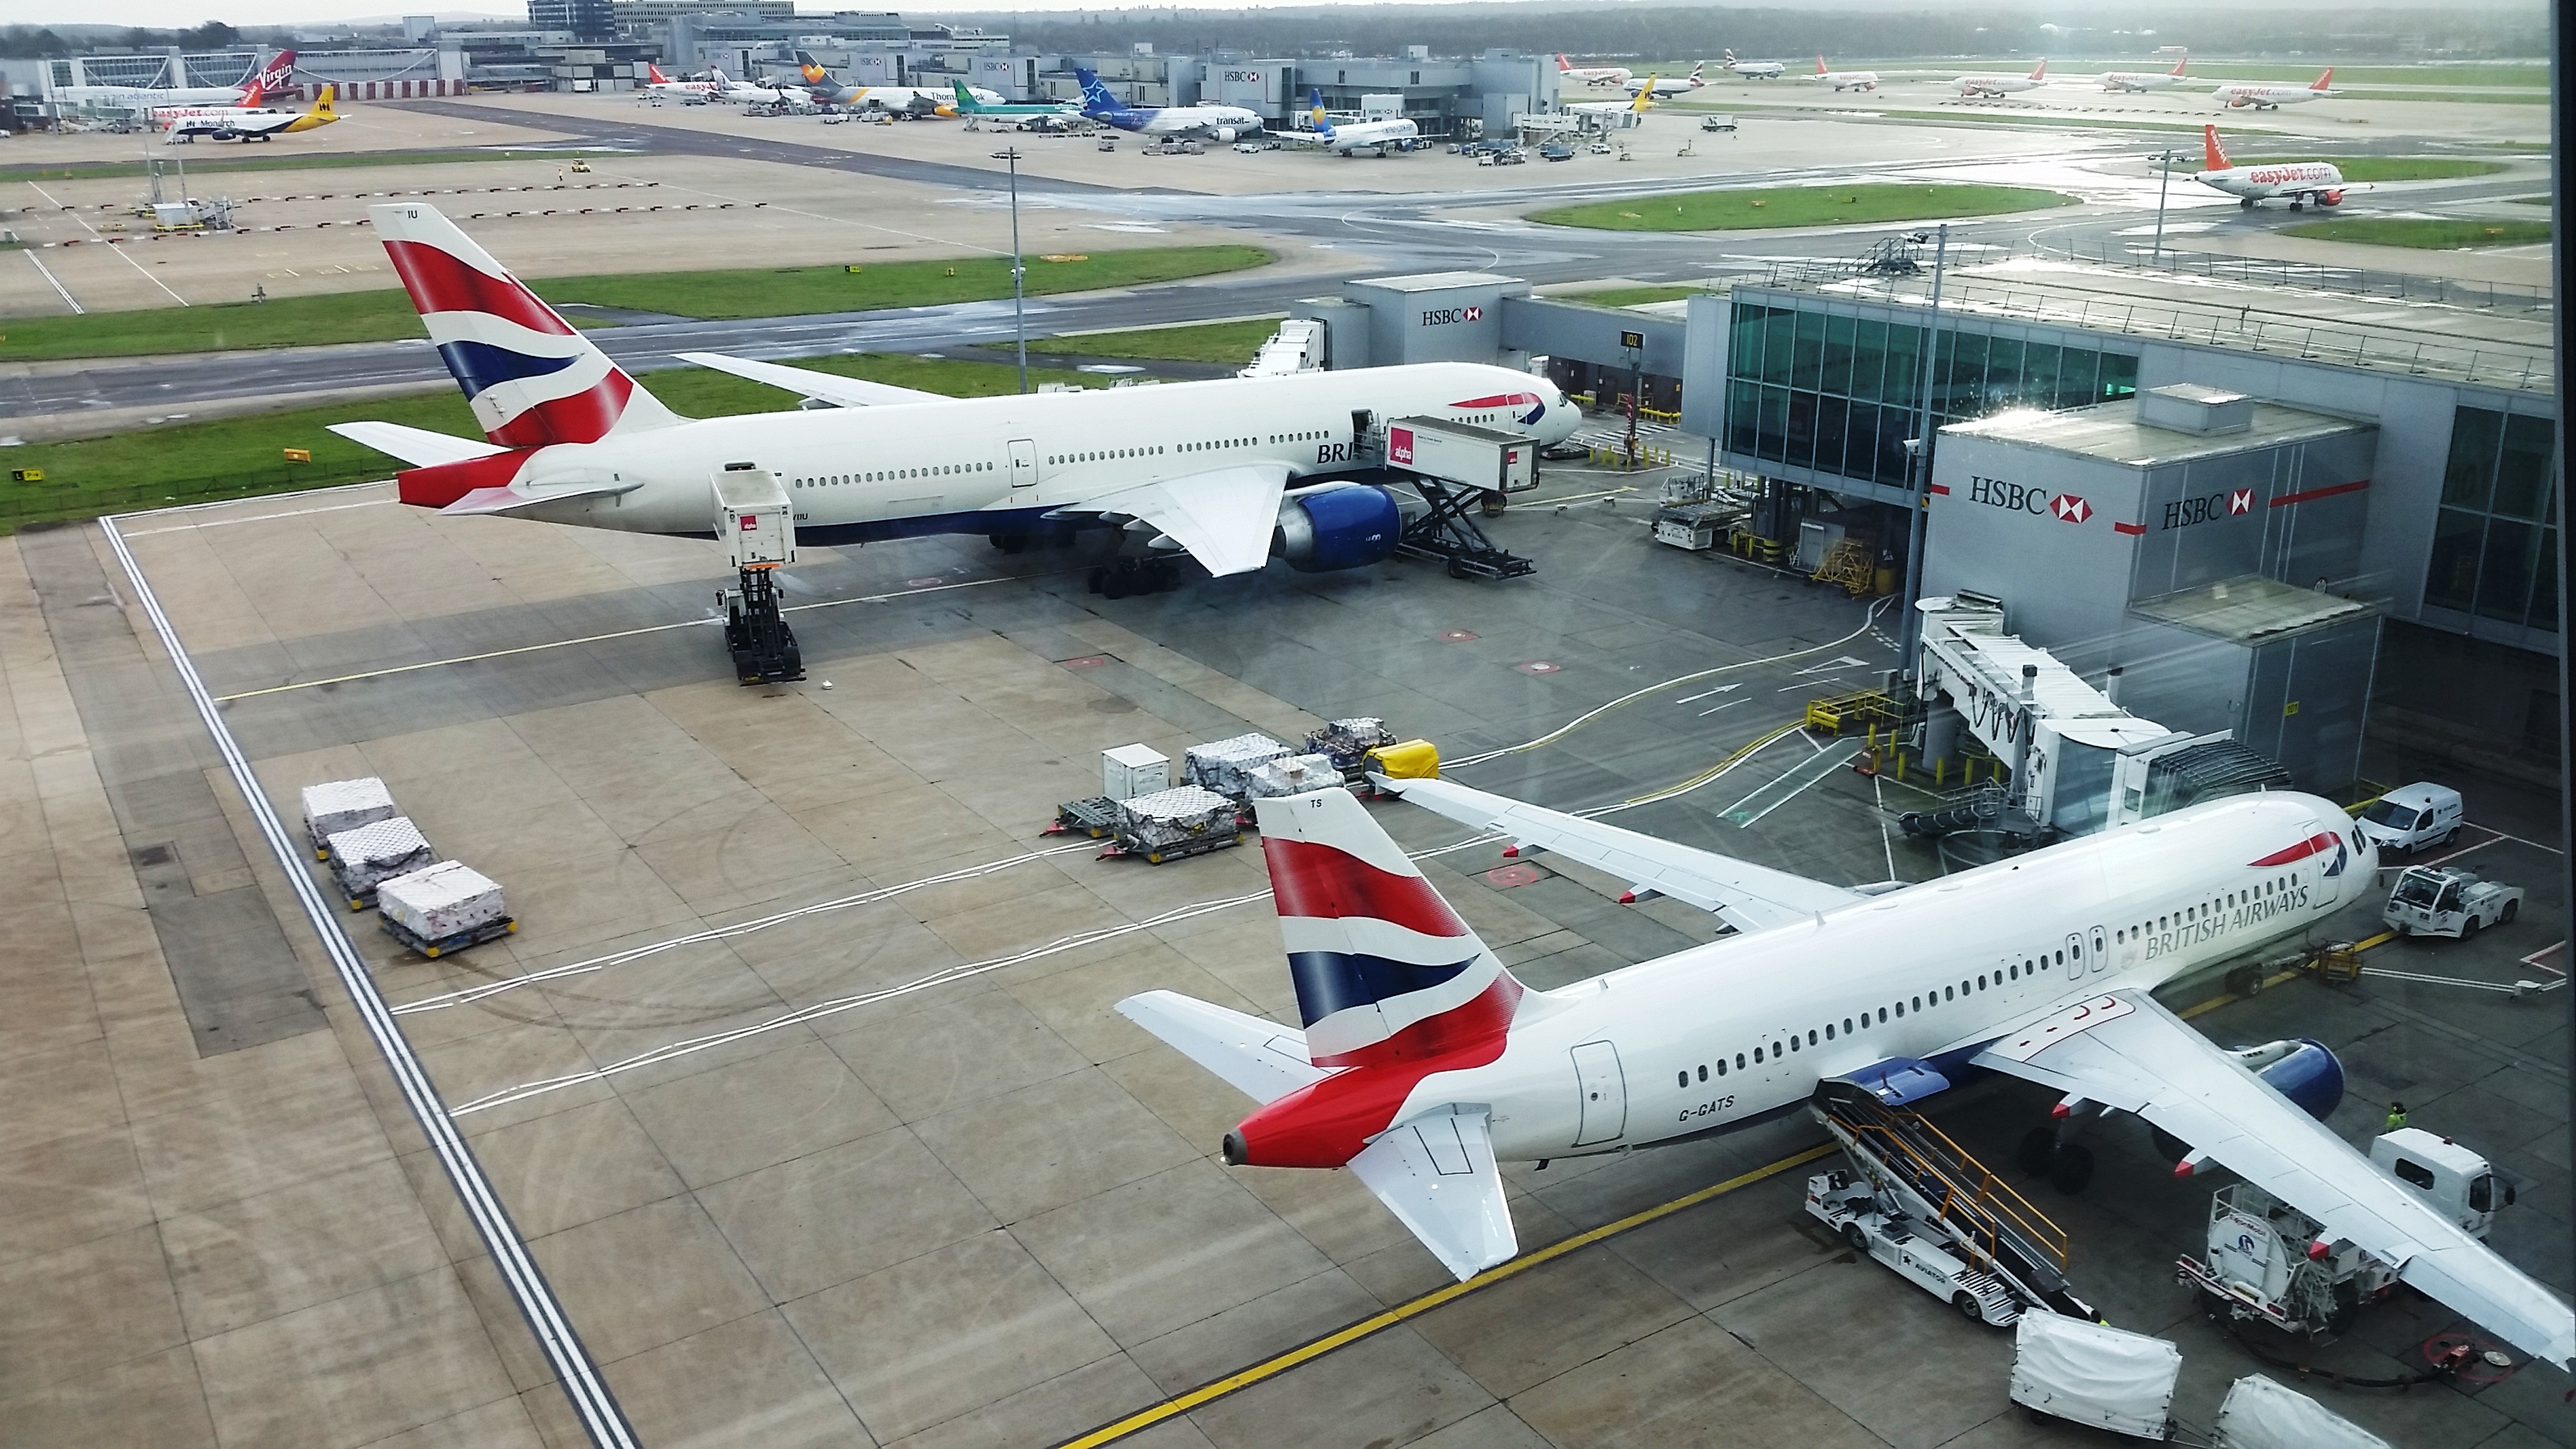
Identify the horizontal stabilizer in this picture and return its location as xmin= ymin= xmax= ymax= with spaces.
xmin=327 ymin=421 xmax=507 ymax=469
xmin=439 ymin=480 xmax=636 ymax=516
xmin=1116 ymin=990 xmax=1326 ymax=1104
xmin=1349 ymin=1108 xmax=1517 ymax=1281
xmin=673 ymin=351 xmax=947 ymax=407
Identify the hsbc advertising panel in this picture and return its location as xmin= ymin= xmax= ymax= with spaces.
xmin=1210 ymin=62 xmax=1288 ymax=109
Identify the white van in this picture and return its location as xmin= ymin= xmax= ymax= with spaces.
xmin=2355 ymin=781 xmax=2463 ymax=854
xmin=2371 ymin=1129 xmax=2513 ymax=1238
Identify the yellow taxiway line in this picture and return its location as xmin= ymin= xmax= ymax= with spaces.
xmin=1053 ymin=1141 xmax=1838 ymax=1449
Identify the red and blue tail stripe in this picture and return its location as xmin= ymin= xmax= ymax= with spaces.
xmin=371 ymin=204 xmax=675 ymax=452
xmin=1257 ymin=792 xmax=1523 ymax=1069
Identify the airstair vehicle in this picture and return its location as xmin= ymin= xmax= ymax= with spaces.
xmin=1805 ymin=1082 xmax=2096 ymax=1325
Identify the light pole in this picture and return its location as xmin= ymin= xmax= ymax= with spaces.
xmin=2150 ymin=148 xmax=2181 ymax=264
xmin=991 ymin=146 xmax=1028 ymax=393
xmin=1896 ymin=224 xmax=1949 ymax=676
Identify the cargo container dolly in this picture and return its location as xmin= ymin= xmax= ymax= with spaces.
xmin=381 ymin=912 xmax=519 ymax=960
xmin=376 ymin=861 xmax=515 ymax=960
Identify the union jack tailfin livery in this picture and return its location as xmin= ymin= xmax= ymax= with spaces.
xmin=1261 ymin=787 xmax=1523 ymax=1069
xmin=373 ymin=204 xmax=679 ymax=450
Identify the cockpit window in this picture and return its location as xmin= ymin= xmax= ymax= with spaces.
xmin=2361 ymin=800 xmax=2419 ymax=830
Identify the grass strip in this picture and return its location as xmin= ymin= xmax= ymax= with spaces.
xmin=0 ymin=148 xmax=631 ymax=183
xmin=0 ymin=244 xmax=1272 ymax=362
xmin=0 ymin=353 xmax=1113 ymax=533
xmin=1553 ymin=285 xmax=1718 ymax=308
xmin=2226 ymin=157 xmax=2508 ymax=183
xmin=1532 ymin=182 xmax=2073 ymax=232
xmin=1026 ymin=316 xmax=1283 ymax=364
xmin=2279 ymin=217 xmax=2551 ymax=249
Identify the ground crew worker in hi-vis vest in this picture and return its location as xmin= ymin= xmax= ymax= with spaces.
xmin=2384 ymin=1101 xmax=2409 ymax=1133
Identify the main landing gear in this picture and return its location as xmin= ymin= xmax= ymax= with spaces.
xmin=2016 ymin=1125 xmax=2097 ymax=1196
xmin=1088 ymin=559 xmax=1183 ymax=600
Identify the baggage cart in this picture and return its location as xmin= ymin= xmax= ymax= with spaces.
xmin=1185 ymin=733 xmax=1290 ymax=800
xmin=324 ymin=817 xmax=434 ymax=910
xmin=2009 ymin=1311 xmax=2180 ymax=1440
xmin=302 ymin=777 xmax=395 ymax=858
xmin=1107 ymin=786 xmax=1241 ymax=864
xmin=1305 ymin=718 xmax=1395 ymax=774
xmin=380 ymin=912 xmax=518 ymax=960
xmin=1047 ymin=796 xmax=1121 ymax=838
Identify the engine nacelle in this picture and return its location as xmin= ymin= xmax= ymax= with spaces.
xmin=1212 ymin=125 xmax=1237 ymax=143
xmin=2152 ymin=1038 xmax=2344 ymax=1165
xmin=1273 ymin=484 xmax=1401 ymax=573
xmin=2319 ymin=189 xmax=2346 ymax=207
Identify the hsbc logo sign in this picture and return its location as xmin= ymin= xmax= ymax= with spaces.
xmin=1224 ymin=69 xmax=1264 ymax=82
xmin=2161 ymin=488 xmax=2257 ymax=530
xmin=2050 ymin=494 xmax=2091 ymax=524
xmin=1421 ymin=305 xmax=1484 ymax=326
xmin=1966 ymin=475 xmax=2090 ymax=524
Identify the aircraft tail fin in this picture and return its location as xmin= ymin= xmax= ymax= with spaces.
xmin=1556 ymin=54 xmax=1570 ymax=71
xmin=2312 ymin=67 xmax=2334 ymax=91
xmin=1073 ymin=66 xmax=1123 ymax=115
xmin=238 ymin=79 xmax=266 ymax=107
xmin=369 ymin=202 xmax=680 ymax=450
xmin=309 ymin=84 xmax=335 ymax=119
xmin=1689 ymin=60 xmax=1705 ymax=80
xmin=1309 ymin=87 xmax=1331 ymax=133
xmin=2203 ymin=122 xmax=2230 ymax=172
xmin=646 ymin=61 xmax=671 ymax=84
xmin=251 ymin=49 xmax=295 ymax=96
xmin=2031 ymin=58 xmax=2047 ymax=80
xmin=2170 ymin=54 xmax=2188 ymax=77
xmin=1255 ymin=787 xmax=1525 ymax=1070
xmin=1631 ymin=83 xmax=1657 ymax=112
xmin=1817 ymin=54 xmax=1829 ymax=74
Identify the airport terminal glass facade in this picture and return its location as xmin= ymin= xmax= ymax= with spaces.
xmin=2426 ymin=404 xmax=2561 ymax=638
xmin=1724 ymin=300 xmax=2140 ymax=485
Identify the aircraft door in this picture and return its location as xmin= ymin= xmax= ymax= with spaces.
xmin=1570 ymin=1040 xmax=1627 ymax=1146
xmin=1008 ymin=438 xmax=1038 ymax=489
xmin=2065 ymin=931 xmax=2096 ymax=976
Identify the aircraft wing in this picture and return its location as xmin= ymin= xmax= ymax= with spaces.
xmin=436 ymin=481 xmax=639 ymax=516
xmin=1056 ymin=463 xmax=1288 ymax=578
xmin=672 ymin=352 xmax=946 ymax=407
xmin=1973 ymin=989 xmax=2576 ymax=1369
xmin=1348 ymin=1107 xmax=1518 ymax=1281
xmin=327 ymin=421 xmax=507 ymax=467
xmin=1376 ymin=775 xmax=1862 ymax=933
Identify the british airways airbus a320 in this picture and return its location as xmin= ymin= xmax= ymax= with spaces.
xmin=1121 ymin=781 xmax=2575 ymax=1369
xmin=329 ymin=204 xmax=1579 ymax=590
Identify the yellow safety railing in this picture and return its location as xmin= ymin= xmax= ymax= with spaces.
xmin=1804 ymin=689 xmax=1896 ymax=736
xmin=1841 ymin=1099 xmax=2069 ymax=1274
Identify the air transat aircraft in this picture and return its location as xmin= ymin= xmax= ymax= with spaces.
xmin=1556 ymin=54 xmax=1632 ymax=87
xmin=2193 ymin=125 xmax=2354 ymax=210
xmin=1809 ymin=55 xmax=1881 ymax=92
xmin=1957 ymin=58 xmax=2047 ymax=97
xmin=1723 ymin=50 xmax=1784 ymax=80
xmin=2215 ymin=69 xmax=2336 ymax=109
xmin=1118 ymin=781 xmax=2574 ymax=1368
xmin=1074 ymin=67 xmax=1263 ymax=142
xmin=2100 ymin=56 xmax=2189 ymax=92
xmin=165 ymin=85 xmax=339 ymax=142
xmin=55 ymin=48 xmax=294 ymax=107
xmin=1625 ymin=62 xmax=1708 ymax=97
xmin=327 ymin=204 xmax=1578 ymax=590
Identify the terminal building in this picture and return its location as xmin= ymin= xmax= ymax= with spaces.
xmin=1286 ymin=249 xmax=2558 ymax=794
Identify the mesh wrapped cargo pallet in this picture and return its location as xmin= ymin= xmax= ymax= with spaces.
xmin=1245 ymin=753 xmax=1341 ymax=800
xmin=380 ymin=860 xmax=508 ymax=942
xmin=1304 ymin=718 xmax=1395 ymax=773
xmin=324 ymin=816 xmax=433 ymax=909
xmin=302 ymin=777 xmax=396 ymax=858
xmin=1114 ymin=786 xmax=1241 ymax=863
xmin=1183 ymin=733 xmax=1290 ymax=799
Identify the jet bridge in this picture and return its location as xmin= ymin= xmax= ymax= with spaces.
xmin=1911 ymin=593 xmax=2249 ymax=837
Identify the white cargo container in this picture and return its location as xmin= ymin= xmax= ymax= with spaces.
xmin=1245 ymin=753 xmax=1339 ymax=799
xmin=324 ymin=816 xmax=434 ymax=907
xmin=378 ymin=860 xmax=510 ymax=944
xmin=713 ymin=467 xmax=796 ymax=568
xmin=1102 ymin=744 xmax=1171 ymax=802
xmin=1385 ymin=417 xmax=1540 ymax=493
xmin=1185 ymin=732 xmax=1291 ymax=799
xmin=302 ymin=777 xmax=396 ymax=856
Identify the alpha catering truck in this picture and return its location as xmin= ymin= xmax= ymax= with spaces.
xmin=1385 ymin=417 xmax=1541 ymax=495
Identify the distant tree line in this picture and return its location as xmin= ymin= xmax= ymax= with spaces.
xmin=1 ymin=21 xmax=298 ymax=58
xmin=979 ymin=5 xmax=2546 ymax=62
